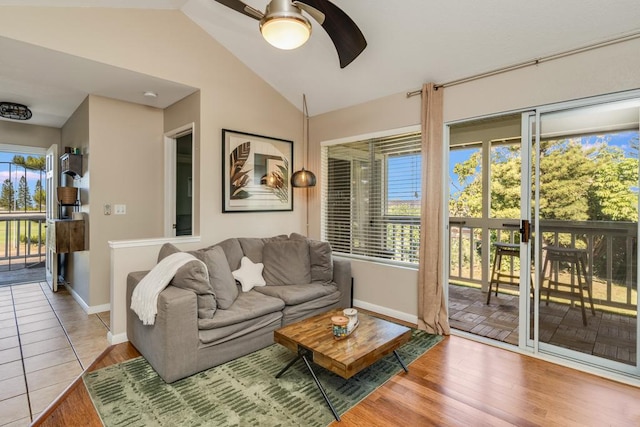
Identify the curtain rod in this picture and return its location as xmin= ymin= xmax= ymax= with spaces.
xmin=406 ymin=29 xmax=640 ymax=98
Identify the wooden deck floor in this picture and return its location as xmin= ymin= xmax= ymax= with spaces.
xmin=448 ymin=284 xmax=637 ymax=365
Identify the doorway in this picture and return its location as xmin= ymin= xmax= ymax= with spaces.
xmin=447 ymin=113 xmax=524 ymax=345
xmin=446 ymin=91 xmax=640 ymax=378
xmin=0 ymin=144 xmax=47 ymax=286
xmin=164 ymin=125 xmax=194 ymax=237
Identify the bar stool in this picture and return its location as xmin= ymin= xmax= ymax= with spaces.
xmin=487 ymin=242 xmax=521 ymax=304
xmin=541 ymin=246 xmax=595 ymax=326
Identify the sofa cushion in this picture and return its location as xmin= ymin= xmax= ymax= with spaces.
xmin=254 ymin=283 xmax=338 ymax=306
xmin=262 ymin=240 xmax=311 ymax=286
xmin=281 ymin=291 xmax=342 ymax=325
xmin=198 ymin=291 xmax=284 ymax=330
xmin=238 ymin=235 xmax=288 ymax=263
xmin=232 ymin=256 xmax=266 ymax=292
xmin=289 ymin=233 xmax=334 ymax=284
xmin=238 ymin=238 xmax=266 ymax=263
xmin=157 ymin=243 xmax=216 ymax=319
xmin=213 ymin=238 xmax=243 ymax=271
xmin=199 ymin=311 xmax=282 ymax=346
xmin=203 ymin=246 xmax=239 ymax=310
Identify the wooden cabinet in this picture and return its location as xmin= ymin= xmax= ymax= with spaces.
xmin=48 ymin=219 xmax=85 ymax=253
xmin=60 ymin=153 xmax=82 ymax=177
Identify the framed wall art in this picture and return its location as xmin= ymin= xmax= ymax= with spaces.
xmin=222 ymin=129 xmax=294 ymax=212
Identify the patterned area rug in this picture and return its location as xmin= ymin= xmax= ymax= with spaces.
xmin=84 ymin=329 xmax=443 ymax=426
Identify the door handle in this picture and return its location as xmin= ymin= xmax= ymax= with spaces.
xmin=520 ymin=219 xmax=530 ymax=243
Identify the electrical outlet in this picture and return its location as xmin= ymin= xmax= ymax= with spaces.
xmin=104 ymin=204 xmax=111 ymax=215
xmin=115 ymin=204 xmax=126 ymax=215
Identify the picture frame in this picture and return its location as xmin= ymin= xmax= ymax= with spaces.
xmin=222 ymin=129 xmax=294 ymax=213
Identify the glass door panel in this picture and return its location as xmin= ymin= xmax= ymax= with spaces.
xmin=532 ymin=98 xmax=639 ymax=372
xmin=448 ymin=114 xmax=524 ymax=344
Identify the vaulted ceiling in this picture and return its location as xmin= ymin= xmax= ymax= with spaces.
xmin=0 ymin=0 xmax=639 ymax=127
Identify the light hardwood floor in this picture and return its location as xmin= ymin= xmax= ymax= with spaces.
xmin=33 ymin=324 xmax=640 ymax=426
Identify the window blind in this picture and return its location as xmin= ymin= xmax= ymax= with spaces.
xmin=321 ymin=131 xmax=422 ymax=264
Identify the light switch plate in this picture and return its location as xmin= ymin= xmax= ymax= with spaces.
xmin=114 ymin=204 xmax=126 ymax=215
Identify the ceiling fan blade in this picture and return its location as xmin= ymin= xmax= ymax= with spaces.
xmin=213 ymin=0 xmax=264 ymax=20
xmin=295 ymin=0 xmax=367 ymax=68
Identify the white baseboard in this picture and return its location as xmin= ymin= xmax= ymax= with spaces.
xmin=353 ymin=299 xmax=418 ymax=325
xmin=108 ymin=331 xmax=128 ymax=345
xmin=64 ymin=285 xmax=110 ymax=315
xmin=64 ymin=285 xmax=90 ymax=313
xmin=87 ymin=303 xmax=110 ymax=315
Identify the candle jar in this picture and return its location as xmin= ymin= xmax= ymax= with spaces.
xmin=331 ymin=315 xmax=349 ymax=340
xmin=343 ymin=308 xmax=359 ymax=334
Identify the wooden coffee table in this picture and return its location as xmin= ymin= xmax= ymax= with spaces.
xmin=274 ymin=309 xmax=412 ymax=421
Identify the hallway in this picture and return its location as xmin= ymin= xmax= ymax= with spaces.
xmin=0 ymin=282 xmax=110 ymax=426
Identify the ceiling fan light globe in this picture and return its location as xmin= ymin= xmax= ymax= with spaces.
xmin=260 ymin=16 xmax=311 ymax=50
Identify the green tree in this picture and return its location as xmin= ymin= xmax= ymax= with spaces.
xmin=586 ymin=146 xmax=638 ymax=221
xmin=0 ymin=179 xmax=15 ymax=210
xmin=538 ymin=139 xmax=596 ymax=221
xmin=16 ymin=176 xmax=32 ymax=210
xmin=452 ymin=137 xmax=638 ymax=223
xmin=490 ymin=145 xmax=521 ymax=219
xmin=450 ymin=150 xmax=482 ymax=217
xmin=33 ymin=179 xmax=46 ymax=210
xmin=12 ymin=155 xmax=45 ymax=171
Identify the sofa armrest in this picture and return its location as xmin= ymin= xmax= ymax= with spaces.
xmin=332 ymin=258 xmax=352 ymax=308
xmin=126 ymin=271 xmax=199 ymax=383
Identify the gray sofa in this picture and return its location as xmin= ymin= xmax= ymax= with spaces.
xmin=126 ymin=234 xmax=351 ymax=383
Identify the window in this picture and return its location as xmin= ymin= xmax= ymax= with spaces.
xmin=321 ymin=130 xmax=422 ymax=264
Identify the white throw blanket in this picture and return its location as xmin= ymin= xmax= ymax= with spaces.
xmin=131 ymin=252 xmax=208 ymax=325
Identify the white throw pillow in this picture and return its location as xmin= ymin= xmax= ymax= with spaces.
xmin=232 ymin=256 xmax=266 ymax=292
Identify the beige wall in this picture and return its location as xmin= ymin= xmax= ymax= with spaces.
xmin=0 ymin=8 xmax=305 ymax=242
xmin=309 ymin=37 xmax=640 ymax=321
xmin=0 ymin=8 xmax=305 ymax=314
xmin=61 ymin=97 xmax=90 ymax=303
xmin=0 ymin=120 xmax=60 ymax=150
xmin=443 ymin=38 xmax=640 ymax=123
xmin=60 ymin=95 xmax=164 ymax=307
xmin=87 ymin=96 xmax=165 ymax=306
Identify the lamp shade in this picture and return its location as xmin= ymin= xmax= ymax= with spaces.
xmin=260 ymin=16 xmax=311 ymax=50
xmin=291 ymin=168 xmax=317 ymax=187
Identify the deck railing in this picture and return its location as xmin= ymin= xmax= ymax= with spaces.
xmin=0 ymin=213 xmax=46 ymax=270
xmin=384 ymin=216 xmax=420 ymax=263
xmin=449 ymin=219 xmax=638 ymax=311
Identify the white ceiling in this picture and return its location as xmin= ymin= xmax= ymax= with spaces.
xmin=0 ymin=0 xmax=639 ymax=126
xmin=0 ymin=36 xmax=198 ymax=127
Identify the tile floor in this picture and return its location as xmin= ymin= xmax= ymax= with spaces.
xmin=0 ymin=282 xmax=110 ymax=426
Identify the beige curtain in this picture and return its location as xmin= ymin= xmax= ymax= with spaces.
xmin=417 ymin=83 xmax=450 ymax=335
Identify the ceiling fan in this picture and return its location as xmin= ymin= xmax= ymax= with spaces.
xmin=213 ymin=0 xmax=367 ymax=68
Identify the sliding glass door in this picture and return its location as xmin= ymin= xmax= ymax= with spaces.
xmin=448 ymin=114 xmax=525 ymax=345
xmin=528 ymin=96 xmax=639 ymax=374
xmin=447 ymin=91 xmax=640 ymax=378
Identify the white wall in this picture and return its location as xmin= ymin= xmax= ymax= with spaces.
xmin=309 ymin=37 xmax=640 ymax=321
